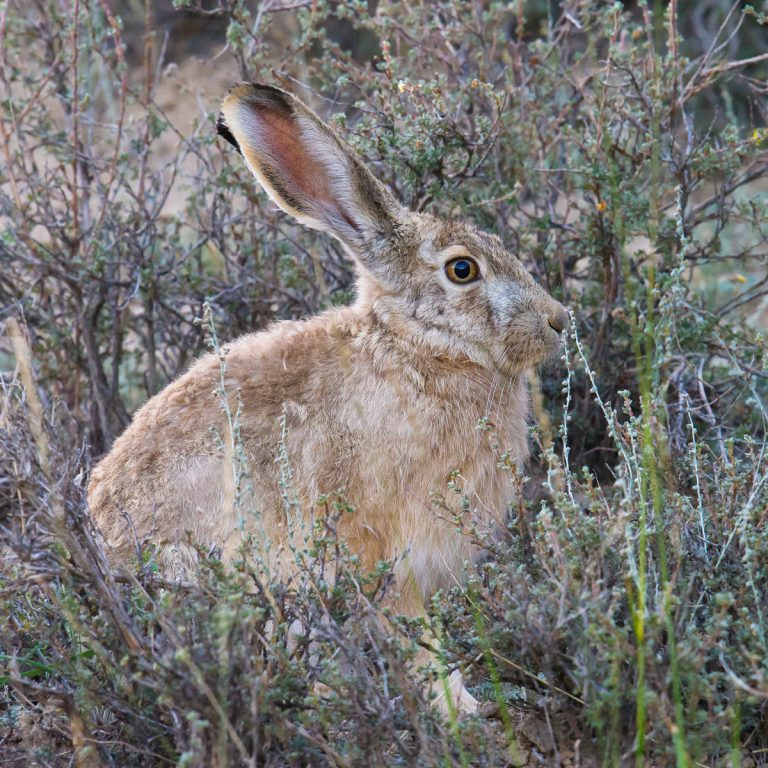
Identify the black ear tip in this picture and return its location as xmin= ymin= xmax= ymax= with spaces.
xmin=216 ymin=113 xmax=241 ymax=154
xmin=243 ymin=82 xmax=296 ymax=115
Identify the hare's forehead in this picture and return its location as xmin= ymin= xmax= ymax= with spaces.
xmin=419 ymin=221 xmax=524 ymax=275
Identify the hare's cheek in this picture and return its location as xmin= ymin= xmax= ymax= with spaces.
xmin=487 ymin=283 xmax=529 ymax=327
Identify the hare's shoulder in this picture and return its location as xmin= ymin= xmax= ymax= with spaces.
xmin=219 ymin=308 xmax=365 ymax=395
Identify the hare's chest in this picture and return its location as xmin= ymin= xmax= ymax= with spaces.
xmin=358 ymin=374 xmax=527 ymax=497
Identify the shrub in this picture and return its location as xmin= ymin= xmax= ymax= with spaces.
xmin=1 ymin=1 xmax=767 ymax=765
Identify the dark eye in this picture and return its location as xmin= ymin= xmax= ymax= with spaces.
xmin=445 ymin=257 xmax=480 ymax=284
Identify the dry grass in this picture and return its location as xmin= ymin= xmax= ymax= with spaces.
xmin=2 ymin=1 xmax=767 ymax=765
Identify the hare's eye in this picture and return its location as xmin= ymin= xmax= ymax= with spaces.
xmin=445 ymin=257 xmax=480 ymax=285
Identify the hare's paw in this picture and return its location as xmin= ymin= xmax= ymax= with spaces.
xmin=432 ymin=669 xmax=480 ymax=717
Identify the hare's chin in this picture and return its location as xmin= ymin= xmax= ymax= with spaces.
xmin=542 ymin=329 xmax=564 ymax=353
xmin=542 ymin=337 xmax=564 ymax=364
xmin=500 ymin=348 xmax=561 ymax=373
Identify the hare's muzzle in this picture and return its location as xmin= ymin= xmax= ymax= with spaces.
xmin=547 ymin=305 xmax=569 ymax=334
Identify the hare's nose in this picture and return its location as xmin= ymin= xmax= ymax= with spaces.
xmin=547 ymin=307 xmax=569 ymax=334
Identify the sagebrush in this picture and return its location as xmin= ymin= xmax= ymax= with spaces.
xmin=1 ymin=1 xmax=767 ymax=766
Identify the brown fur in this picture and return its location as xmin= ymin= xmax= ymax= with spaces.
xmin=88 ymin=83 xmax=568 ymax=712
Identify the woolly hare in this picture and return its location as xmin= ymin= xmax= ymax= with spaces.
xmin=88 ymin=83 xmax=568 ymax=715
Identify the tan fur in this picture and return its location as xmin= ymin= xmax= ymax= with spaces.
xmin=88 ymin=83 xmax=568 ymax=712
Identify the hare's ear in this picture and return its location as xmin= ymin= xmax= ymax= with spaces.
xmin=217 ymin=83 xmax=404 ymax=252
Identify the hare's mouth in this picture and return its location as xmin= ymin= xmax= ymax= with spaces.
xmin=541 ymin=317 xmax=564 ymax=344
xmin=540 ymin=331 xmax=564 ymax=364
xmin=546 ymin=324 xmax=564 ymax=347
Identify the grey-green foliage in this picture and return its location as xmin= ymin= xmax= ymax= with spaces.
xmin=1 ymin=0 xmax=767 ymax=765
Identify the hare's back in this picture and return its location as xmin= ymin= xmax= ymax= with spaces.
xmin=87 ymin=313 xmax=356 ymax=559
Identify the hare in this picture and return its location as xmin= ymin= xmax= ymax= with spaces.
xmin=88 ymin=83 xmax=568 ymax=714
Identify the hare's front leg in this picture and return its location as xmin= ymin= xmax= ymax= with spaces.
xmin=410 ymin=634 xmax=480 ymax=717
xmin=391 ymin=575 xmax=481 ymax=717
